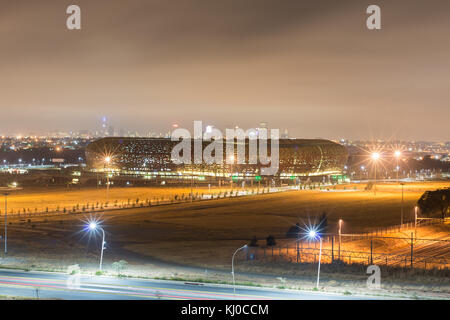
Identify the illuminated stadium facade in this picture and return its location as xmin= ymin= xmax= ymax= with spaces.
xmin=85 ymin=137 xmax=347 ymax=183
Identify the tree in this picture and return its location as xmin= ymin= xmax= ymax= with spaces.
xmin=286 ymin=223 xmax=300 ymax=238
xmin=112 ymin=260 xmax=128 ymax=276
xmin=249 ymin=236 xmax=258 ymax=247
xmin=266 ymin=235 xmax=276 ymax=246
xmin=418 ymin=188 xmax=450 ymax=219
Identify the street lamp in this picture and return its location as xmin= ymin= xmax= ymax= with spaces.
xmin=0 ymin=185 xmax=22 ymax=254
xmin=371 ymin=152 xmax=380 ymax=195
xmin=104 ymin=156 xmax=111 ymax=202
xmin=338 ymin=219 xmax=343 ymax=261
xmin=394 ymin=151 xmax=401 ymax=183
xmin=229 ymin=155 xmax=235 ymax=191
xmin=87 ymin=222 xmax=106 ymax=271
xmin=231 ymin=244 xmax=247 ymax=297
xmin=307 ymin=228 xmax=322 ymax=289
xmin=400 ymin=182 xmax=405 ymax=227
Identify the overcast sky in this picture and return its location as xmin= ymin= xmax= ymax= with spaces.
xmin=1 ymin=0 xmax=449 ymax=141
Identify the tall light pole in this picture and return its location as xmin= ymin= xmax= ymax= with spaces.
xmin=1 ymin=185 xmax=22 ymax=255
xmin=87 ymin=222 xmax=106 ymax=271
xmin=414 ymin=206 xmax=418 ymax=232
xmin=371 ymin=152 xmax=380 ymax=195
xmin=231 ymin=244 xmax=247 ymax=297
xmin=338 ymin=219 xmax=343 ymax=261
xmin=3 ymin=191 xmax=9 ymax=255
xmin=394 ymin=150 xmax=401 ymax=183
xmin=104 ymin=156 xmax=111 ymax=203
xmin=229 ymin=155 xmax=235 ymax=191
xmin=190 ymin=166 xmax=194 ymax=202
xmin=400 ymin=182 xmax=404 ymax=227
xmin=307 ymin=229 xmax=322 ymax=289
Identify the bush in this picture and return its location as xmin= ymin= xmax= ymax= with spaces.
xmin=249 ymin=236 xmax=258 ymax=247
xmin=266 ymin=235 xmax=276 ymax=246
xmin=112 ymin=260 xmax=128 ymax=276
xmin=286 ymin=223 xmax=300 ymax=238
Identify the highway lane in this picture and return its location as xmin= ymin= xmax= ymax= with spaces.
xmin=0 ymin=269 xmax=372 ymax=300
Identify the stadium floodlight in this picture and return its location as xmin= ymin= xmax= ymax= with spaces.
xmin=86 ymin=221 xmax=106 ymax=271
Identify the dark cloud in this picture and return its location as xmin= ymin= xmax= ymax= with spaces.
xmin=0 ymin=0 xmax=449 ymax=140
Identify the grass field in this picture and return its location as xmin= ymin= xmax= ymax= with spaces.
xmin=2 ymin=181 xmax=448 ymax=272
xmin=1 ymin=185 xmax=235 ymax=213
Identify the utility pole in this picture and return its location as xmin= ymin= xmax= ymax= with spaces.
xmin=370 ymin=240 xmax=373 ymax=265
xmin=400 ymin=183 xmax=404 ymax=227
xmin=410 ymin=232 xmax=414 ymax=268
xmin=1 ymin=186 xmax=22 ymax=255
xmin=4 ymin=192 xmax=8 ymax=255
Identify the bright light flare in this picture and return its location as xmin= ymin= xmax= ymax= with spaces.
xmin=104 ymin=156 xmax=111 ymax=164
xmin=88 ymin=222 xmax=97 ymax=230
xmin=371 ymin=152 xmax=380 ymax=160
xmin=394 ymin=150 xmax=401 ymax=158
xmin=308 ymin=230 xmax=317 ymax=238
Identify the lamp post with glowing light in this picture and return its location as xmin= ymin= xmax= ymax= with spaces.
xmin=338 ymin=219 xmax=343 ymax=261
xmin=371 ymin=152 xmax=380 ymax=195
xmin=414 ymin=206 xmax=418 ymax=233
xmin=400 ymin=182 xmax=405 ymax=227
xmin=394 ymin=150 xmax=401 ymax=183
xmin=1 ymin=185 xmax=22 ymax=255
xmin=307 ymin=229 xmax=322 ymax=289
xmin=87 ymin=222 xmax=106 ymax=271
xmin=231 ymin=244 xmax=247 ymax=297
xmin=104 ymin=156 xmax=111 ymax=202
xmin=229 ymin=155 xmax=235 ymax=191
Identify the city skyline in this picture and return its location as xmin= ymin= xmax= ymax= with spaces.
xmin=1 ymin=0 xmax=449 ymax=140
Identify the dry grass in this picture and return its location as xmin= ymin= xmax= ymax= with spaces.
xmin=2 ymin=181 xmax=449 ymax=292
xmin=1 ymin=185 xmax=236 ymax=213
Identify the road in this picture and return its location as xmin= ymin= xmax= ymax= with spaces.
xmin=0 ymin=269 xmax=374 ymax=300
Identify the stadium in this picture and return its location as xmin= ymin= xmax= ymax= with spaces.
xmin=85 ymin=137 xmax=348 ymax=183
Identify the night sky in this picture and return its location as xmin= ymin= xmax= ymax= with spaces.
xmin=1 ymin=0 xmax=449 ymax=140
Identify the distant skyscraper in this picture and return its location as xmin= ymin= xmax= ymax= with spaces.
xmin=107 ymin=125 xmax=115 ymax=137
